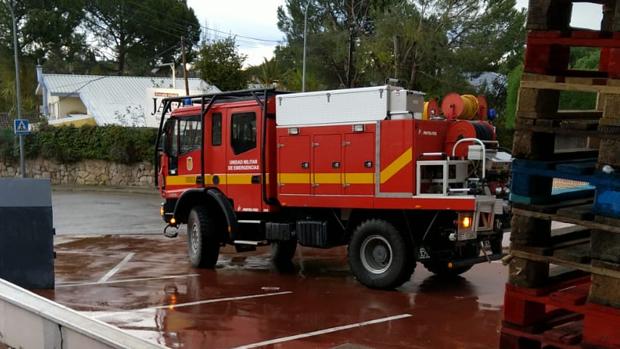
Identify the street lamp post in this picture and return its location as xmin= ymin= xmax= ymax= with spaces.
xmin=7 ymin=0 xmax=25 ymax=178
xmin=302 ymin=2 xmax=309 ymax=92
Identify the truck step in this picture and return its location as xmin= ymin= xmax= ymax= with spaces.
xmin=233 ymin=240 xmax=268 ymax=246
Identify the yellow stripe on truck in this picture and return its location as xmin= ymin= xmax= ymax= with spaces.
xmin=278 ymin=173 xmax=309 ymax=184
xmin=313 ymin=173 xmax=342 ymax=184
xmin=278 ymin=148 xmax=412 ymax=185
xmin=166 ymin=175 xmax=200 ymax=186
xmin=379 ymin=148 xmax=412 ymax=184
xmin=166 ymin=148 xmax=412 ymax=187
xmin=344 ymin=173 xmax=374 ymax=184
xmin=167 ymin=174 xmax=256 ymax=186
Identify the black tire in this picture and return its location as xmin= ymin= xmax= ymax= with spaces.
xmin=187 ymin=206 xmax=221 ymax=268
xmin=423 ymin=262 xmax=472 ymax=277
xmin=348 ymin=219 xmax=415 ymax=289
xmin=271 ymin=240 xmax=297 ymax=267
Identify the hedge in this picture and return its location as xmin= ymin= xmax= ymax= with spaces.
xmin=0 ymin=124 xmax=158 ymax=164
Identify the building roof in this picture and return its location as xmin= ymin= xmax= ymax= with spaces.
xmin=37 ymin=74 xmax=220 ymax=125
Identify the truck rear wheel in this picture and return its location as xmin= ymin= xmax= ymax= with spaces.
xmin=187 ymin=206 xmax=220 ymax=268
xmin=348 ymin=219 xmax=415 ymax=289
xmin=271 ymin=240 xmax=297 ymax=267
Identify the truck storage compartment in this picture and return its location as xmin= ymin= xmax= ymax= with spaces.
xmin=276 ymin=86 xmax=424 ymax=126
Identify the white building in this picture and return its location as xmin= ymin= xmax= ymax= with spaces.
xmin=35 ymin=66 xmax=220 ymax=127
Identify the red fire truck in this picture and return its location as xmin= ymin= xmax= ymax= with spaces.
xmin=155 ymin=86 xmax=509 ymax=289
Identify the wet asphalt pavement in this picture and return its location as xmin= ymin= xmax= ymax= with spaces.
xmin=37 ymin=234 xmax=506 ymax=349
xmin=52 ymin=189 xmax=163 ymax=235
xmin=41 ymin=188 xmax=508 ymax=348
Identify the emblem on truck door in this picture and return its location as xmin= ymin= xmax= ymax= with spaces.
xmin=187 ymin=156 xmax=193 ymax=171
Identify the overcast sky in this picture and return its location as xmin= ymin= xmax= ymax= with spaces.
xmin=188 ymin=0 xmax=602 ymax=67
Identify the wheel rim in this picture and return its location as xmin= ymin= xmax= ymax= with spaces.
xmin=360 ymin=235 xmax=393 ymax=274
xmin=190 ymin=222 xmax=200 ymax=255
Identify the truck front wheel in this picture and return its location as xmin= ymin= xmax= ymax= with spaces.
xmin=187 ymin=206 xmax=220 ymax=268
xmin=348 ymin=219 xmax=415 ymax=289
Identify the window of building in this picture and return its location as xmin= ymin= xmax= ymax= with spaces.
xmin=231 ymin=112 xmax=256 ymax=155
xmin=212 ymin=113 xmax=222 ymax=146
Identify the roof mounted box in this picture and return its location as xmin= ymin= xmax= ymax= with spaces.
xmin=275 ymin=86 xmax=424 ymax=127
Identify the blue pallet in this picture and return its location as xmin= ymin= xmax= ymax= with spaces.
xmin=512 ymin=158 xmax=598 ymax=183
xmin=510 ymin=186 xmax=595 ymax=205
xmin=594 ymin=186 xmax=620 ymax=219
xmin=511 ymin=158 xmax=620 ymax=217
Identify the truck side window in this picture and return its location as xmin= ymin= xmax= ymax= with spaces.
xmin=231 ymin=112 xmax=256 ymax=155
xmin=164 ymin=118 xmax=178 ymax=157
xmin=179 ymin=116 xmax=202 ymax=154
xmin=212 ymin=113 xmax=222 ymax=146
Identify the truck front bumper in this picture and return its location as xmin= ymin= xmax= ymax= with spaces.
xmin=450 ymin=252 xmax=504 ymax=269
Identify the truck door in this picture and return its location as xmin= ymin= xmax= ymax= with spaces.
xmin=312 ymin=134 xmax=342 ymax=195
xmin=344 ymin=132 xmax=375 ymax=195
xmin=203 ymin=110 xmax=227 ymax=194
xmin=225 ymin=107 xmax=263 ymax=212
xmin=176 ymin=116 xmax=202 ymax=188
xmin=162 ymin=116 xmax=202 ymax=192
xmin=278 ymin=134 xmax=311 ymax=195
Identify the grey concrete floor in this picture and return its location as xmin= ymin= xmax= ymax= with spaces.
xmin=52 ymin=189 xmax=164 ymax=235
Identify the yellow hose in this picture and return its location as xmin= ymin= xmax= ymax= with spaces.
xmin=423 ymin=101 xmax=430 ymax=120
xmin=460 ymin=95 xmax=479 ymax=120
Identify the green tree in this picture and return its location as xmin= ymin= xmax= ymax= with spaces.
xmin=0 ymin=0 xmax=88 ymax=62
xmin=503 ymin=63 xmax=523 ymax=129
xmin=276 ymin=0 xmax=526 ymax=93
xmin=84 ymin=0 xmax=200 ymax=74
xmin=277 ymin=0 xmax=397 ymax=89
xmin=0 ymin=0 xmax=90 ymax=115
xmin=195 ymin=37 xmax=247 ymax=91
xmin=364 ymin=0 xmax=526 ymax=92
xmin=246 ymin=58 xmax=282 ymax=87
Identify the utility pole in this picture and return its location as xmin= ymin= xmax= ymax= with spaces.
xmin=393 ymin=35 xmax=399 ymax=80
xmin=181 ymin=36 xmax=189 ymax=96
xmin=8 ymin=0 xmax=25 ymax=178
xmin=302 ymin=2 xmax=309 ymax=92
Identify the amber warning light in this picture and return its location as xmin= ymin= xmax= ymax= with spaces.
xmin=459 ymin=215 xmax=472 ymax=229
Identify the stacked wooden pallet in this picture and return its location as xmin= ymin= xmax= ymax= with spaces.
xmin=500 ymin=1 xmax=620 ymax=348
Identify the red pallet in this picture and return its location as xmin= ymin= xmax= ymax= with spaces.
xmin=501 ymin=276 xmax=620 ymax=348
xmin=525 ymin=30 xmax=620 ymax=78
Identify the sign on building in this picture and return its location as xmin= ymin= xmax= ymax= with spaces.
xmin=144 ymin=88 xmax=203 ymax=128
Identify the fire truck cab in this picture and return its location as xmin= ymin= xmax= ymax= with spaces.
xmin=155 ymin=86 xmax=508 ymax=289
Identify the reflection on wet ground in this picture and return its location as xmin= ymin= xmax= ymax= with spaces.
xmin=36 ymin=235 xmax=506 ymax=349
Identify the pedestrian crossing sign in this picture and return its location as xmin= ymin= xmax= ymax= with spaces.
xmin=13 ymin=119 xmax=30 ymax=136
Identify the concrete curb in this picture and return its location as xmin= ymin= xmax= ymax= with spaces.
xmin=0 ymin=278 xmax=165 ymax=349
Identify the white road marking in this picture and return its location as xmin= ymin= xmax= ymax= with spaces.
xmin=93 ymin=291 xmax=293 ymax=319
xmin=56 ymin=274 xmax=200 ymax=288
xmin=97 ymin=252 xmax=135 ymax=283
xmin=232 ymin=313 xmax=413 ymax=349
